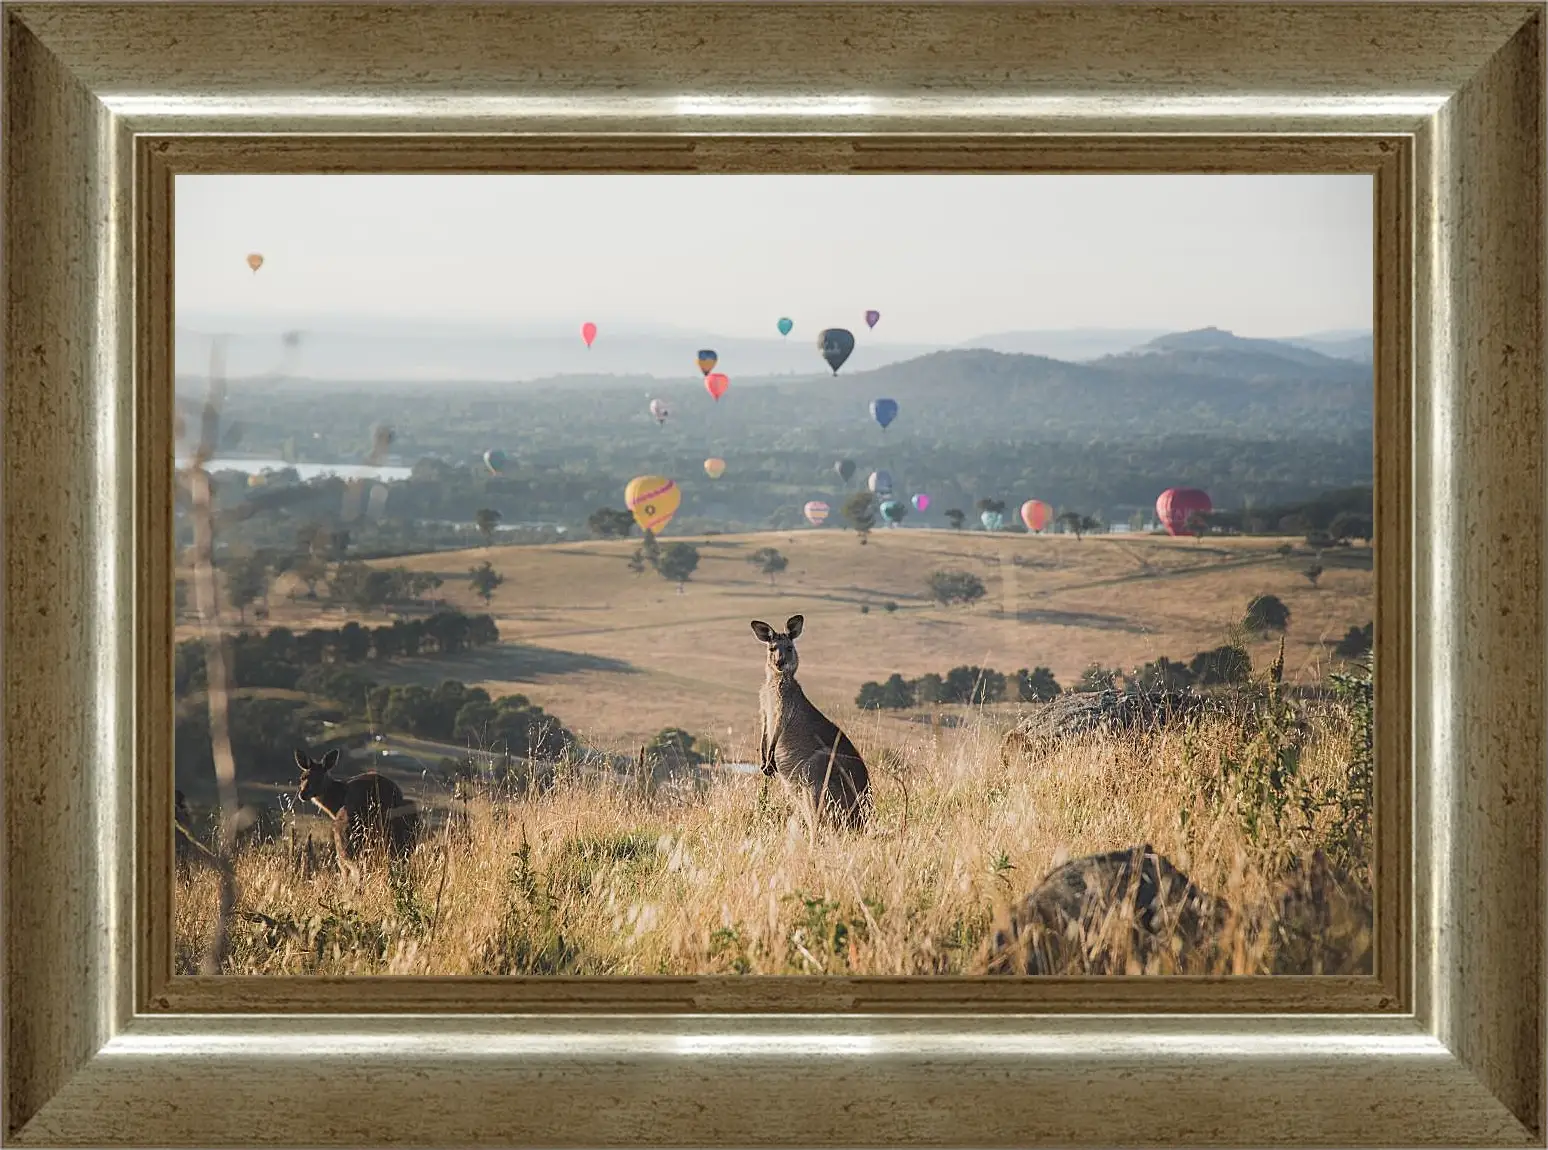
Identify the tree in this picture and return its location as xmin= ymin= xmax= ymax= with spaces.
xmin=292 ymin=554 xmax=328 ymax=599
xmin=1184 ymin=510 xmax=1210 ymax=539
xmin=1078 ymin=663 xmax=1119 ymax=692
xmin=748 ymin=546 xmax=789 ymax=586
xmin=944 ymin=508 xmax=966 ymax=532
xmin=943 ymin=665 xmax=1006 ymax=704
xmin=640 ymin=529 xmax=661 ymax=569
xmin=1188 ymin=644 xmax=1252 ymax=686
xmin=1304 ymin=563 xmax=1324 ymax=588
xmin=588 ymin=507 xmax=636 ymax=539
xmin=468 ymin=560 xmax=505 ymax=605
xmin=1243 ymin=593 xmax=1292 ymax=633
xmin=475 ymin=508 xmax=502 ymax=544
xmin=657 ymin=542 xmax=700 ymax=591
xmin=842 ymin=491 xmax=876 ymax=544
xmin=1333 ymin=622 xmax=1373 ymax=659
xmin=645 ymin=727 xmax=706 ymax=767
xmin=914 ymin=672 xmax=944 ymax=704
xmin=1014 ymin=666 xmax=1062 ymax=702
xmin=1329 ymin=511 xmax=1373 ymax=544
xmin=222 ymin=553 xmax=269 ymax=624
xmin=926 ymin=569 xmax=987 ymax=607
xmin=1130 ymin=657 xmax=1193 ymax=692
xmin=856 ymin=673 xmax=915 ymax=710
xmin=626 ymin=549 xmax=648 ymax=576
xmin=1057 ymin=510 xmax=1087 ymax=540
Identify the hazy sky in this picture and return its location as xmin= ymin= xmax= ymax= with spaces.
xmin=176 ymin=174 xmax=1372 ymax=343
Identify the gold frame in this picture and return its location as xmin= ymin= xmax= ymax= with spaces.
xmin=3 ymin=3 xmax=1542 ymax=1145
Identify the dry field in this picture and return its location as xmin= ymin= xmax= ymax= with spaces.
xmin=176 ymin=694 xmax=1373 ymax=977
xmin=191 ymin=528 xmax=1372 ymax=757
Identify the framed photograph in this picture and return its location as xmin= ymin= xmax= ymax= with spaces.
xmin=4 ymin=2 xmax=1542 ymax=1146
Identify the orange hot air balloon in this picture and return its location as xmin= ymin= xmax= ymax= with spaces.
xmin=705 ymin=373 xmax=729 ymax=401
xmin=1020 ymin=499 xmax=1053 ymax=533
xmin=246 ymin=253 xmax=264 ymax=273
xmin=704 ymin=457 xmax=726 ymax=479
xmin=581 ymin=322 xmax=598 ymax=348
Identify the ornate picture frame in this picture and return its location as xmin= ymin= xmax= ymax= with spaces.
xmin=4 ymin=3 xmax=1542 ymax=1145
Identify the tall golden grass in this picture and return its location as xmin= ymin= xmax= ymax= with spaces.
xmin=175 ymin=694 xmax=1371 ymax=977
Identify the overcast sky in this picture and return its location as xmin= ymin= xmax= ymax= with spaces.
xmin=176 ymin=174 xmax=1372 ymax=344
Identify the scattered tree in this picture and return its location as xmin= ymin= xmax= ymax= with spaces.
xmin=1014 ymin=666 xmax=1061 ymax=701
xmin=1329 ymin=512 xmax=1373 ymax=545
xmin=842 ymin=491 xmax=877 ymax=544
xmin=1188 ymin=644 xmax=1252 ymax=686
xmin=1184 ymin=510 xmax=1210 ymax=539
xmin=747 ymin=546 xmax=789 ymax=586
xmin=474 ymin=508 xmax=502 ymax=544
xmin=1333 ymin=621 xmax=1373 ymax=659
xmin=943 ymin=508 xmax=966 ymax=531
xmin=657 ymin=542 xmax=700 ymax=591
xmin=1243 ymin=593 xmax=1292 ymax=633
xmin=627 ymin=549 xmax=648 ymax=576
xmin=588 ymin=507 xmax=636 ymax=539
xmin=468 ymin=560 xmax=505 ymax=605
xmin=1304 ymin=563 xmax=1324 ymax=588
xmin=221 ymin=553 xmax=270 ymax=624
xmin=926 ymin=569 xmax=987 ymax=607
xmin=640 ymin=529 xmax=661 ymax=569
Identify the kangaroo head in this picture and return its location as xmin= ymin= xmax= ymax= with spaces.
xmin=751 ymin=614 xmax=804 ymax=675
xmin=294 ymin=747 xmax=341 ymax=806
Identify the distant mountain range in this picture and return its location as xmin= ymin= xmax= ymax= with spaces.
xmin=174 ymin=311 xmax=1373 ymax=385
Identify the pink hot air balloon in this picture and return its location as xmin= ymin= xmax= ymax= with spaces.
xmin=865 ymin=309 xmax=880 ymax=330
xmin=1156 ymin=487 xmax=1213 ymax=537
xmin=705 ymin=373 xmax=730 ymax=401
xmin=803 ymin=500 xmax=830 ymax=526
xmin=1020 ymin=499 xmax=1052 ymax=533
xmin=911 ymin=493 xmax=930 ymax=513
xmin=581 ymin=322 xmax=598 ymax=348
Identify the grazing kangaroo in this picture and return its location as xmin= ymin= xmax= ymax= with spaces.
xmin=984 ymin=844 xmax=1371 ymax=975
xmin=751 ymin=614 xmax=871 ymax=829
xmin=294 ymin=748 xmax=419 ymax=879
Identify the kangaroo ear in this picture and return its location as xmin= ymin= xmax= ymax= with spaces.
xmin=785 ymin=614 xmax=804 ymax=639
xmin=321 ymin=748 xmax=341 ymax=772
xmin=293 ymin=748 xmax=311 ymax=771
xmin=750 ymin=620 xmax=775 ymax=643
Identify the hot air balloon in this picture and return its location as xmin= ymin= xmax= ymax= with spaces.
xmin=1020 ymin=499 xmax=1053 ymax=533
xmin=247 ymin=472 xmax=267 ymax=488
xmin=705 ymin=373 xmax=730 ymax=401
xmin=834 ymin=458 xmax=856 ymax=484
xmin=625 ymin=475 xmax=681 ymax=533
xmin=1156 ymin=487 xmax=1213 ymax=537
xmin=912 ymin=493 xmax=930 ymax=513
xmin=817 ymin=328 xmax=856 ymax=375
xmin=880 ymin=499 xmax=906 ymax=525
xmin=868 ymin=469 xmax=893 ymax=495
xmin=581 ymin=322 xmax=598 ymax=348
xmin=871 ymin=398 xmax=899 ymax=430
xmin=981 ymin=510 xmax=1005 ymax=531
xmin=483 ymin=449 xmax=508 ymax=475
xmin=245 ymin=253 xmax=264 ymax=273
xmin=704 ymin=457 xmax=726 ymax=479
xmin=649 ymin=399 xmax=669 ymax=425
xmin=696 ymin=349 xmax=718 ymax=376
xmin=778 ymin=317 xmax=794 ymax=337
xmin=803 ymin=500 xmax=830 ymax=526
xmin=865 ymin=309 xmax=881 ymax=330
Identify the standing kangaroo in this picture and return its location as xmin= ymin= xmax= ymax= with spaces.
xmin=751 ymin=614 xmax=871 ymax=829
xmin=294 ymin=748 xmax=418 ymax=879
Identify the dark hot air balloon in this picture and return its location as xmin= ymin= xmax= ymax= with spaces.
xmin=1156 ymin=487 xmax=1213 ymax=537
xmin=865 ymin=309 xmax=880 ymax=330
xmin=817 ymin=328 xmax=855 ymax=374
xmin=870 ymin=398 xmax=899 ymax=430
xmin=834 ymin=458 xmax=856 ymax=483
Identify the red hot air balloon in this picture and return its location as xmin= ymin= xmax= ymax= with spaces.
xmin=705 ymin=373 xmax=730 ymax=401
xmin=581 ymin=322 xmax=597 ymax=348
xmin=1155 ymin=487 xmax=1213 ymax=537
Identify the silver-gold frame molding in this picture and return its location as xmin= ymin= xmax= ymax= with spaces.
xmin=3 ymin=3 xmax=1543 ymax=1146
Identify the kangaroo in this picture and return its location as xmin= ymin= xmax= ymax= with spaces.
xmin=750 ymin=614 xmax=871 ymax=829
xmin=984 ymin=844 xmax=1371 ymax=976
xmin=294 ymin=748 xmax=419 ymax=880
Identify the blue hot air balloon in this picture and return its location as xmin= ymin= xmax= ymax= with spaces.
xmin=870 ymin=398 xmax=899 ymax=430
xmin=777 ymin=317 xmax=794 ymax=337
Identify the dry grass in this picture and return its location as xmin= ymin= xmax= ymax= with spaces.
xmin=176 ymin=692 xmax=1371 ymax=977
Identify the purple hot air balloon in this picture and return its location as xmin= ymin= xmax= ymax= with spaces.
xmin=865 ymin=309 xmax=881 ymax=330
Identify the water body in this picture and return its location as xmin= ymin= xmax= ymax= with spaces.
xmin=178 ymin=457 xmax=414 ymax=482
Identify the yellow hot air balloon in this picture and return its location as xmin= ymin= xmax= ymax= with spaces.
xmin=704 ymin=457 xmax=726 ymax=479
xmin=246 ymin=252 xmax=264 ymax=273
xmin=625 ymin=475 xmax=681 ymax=533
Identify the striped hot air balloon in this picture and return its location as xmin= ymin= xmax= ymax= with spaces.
xmin=803 ymin=500 xmax=830 ymax=526
xmin=625 ymin=475 xmax=681 ymax=533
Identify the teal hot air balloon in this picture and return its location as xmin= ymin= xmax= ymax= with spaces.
xmin=483 ymin=449 xmax=508 ymax=475
xmin=981 ymin=509 xmax=1005 ymax=531
xmin=880 ymin=499 xmax=906 ymax=525
xmin=818 ymin=328 xmax=856 ymax=374
xmin=777 ymin=317 xmax=794 ymax=337
xmin=871 ymin=398 xmax=899 ymax=430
